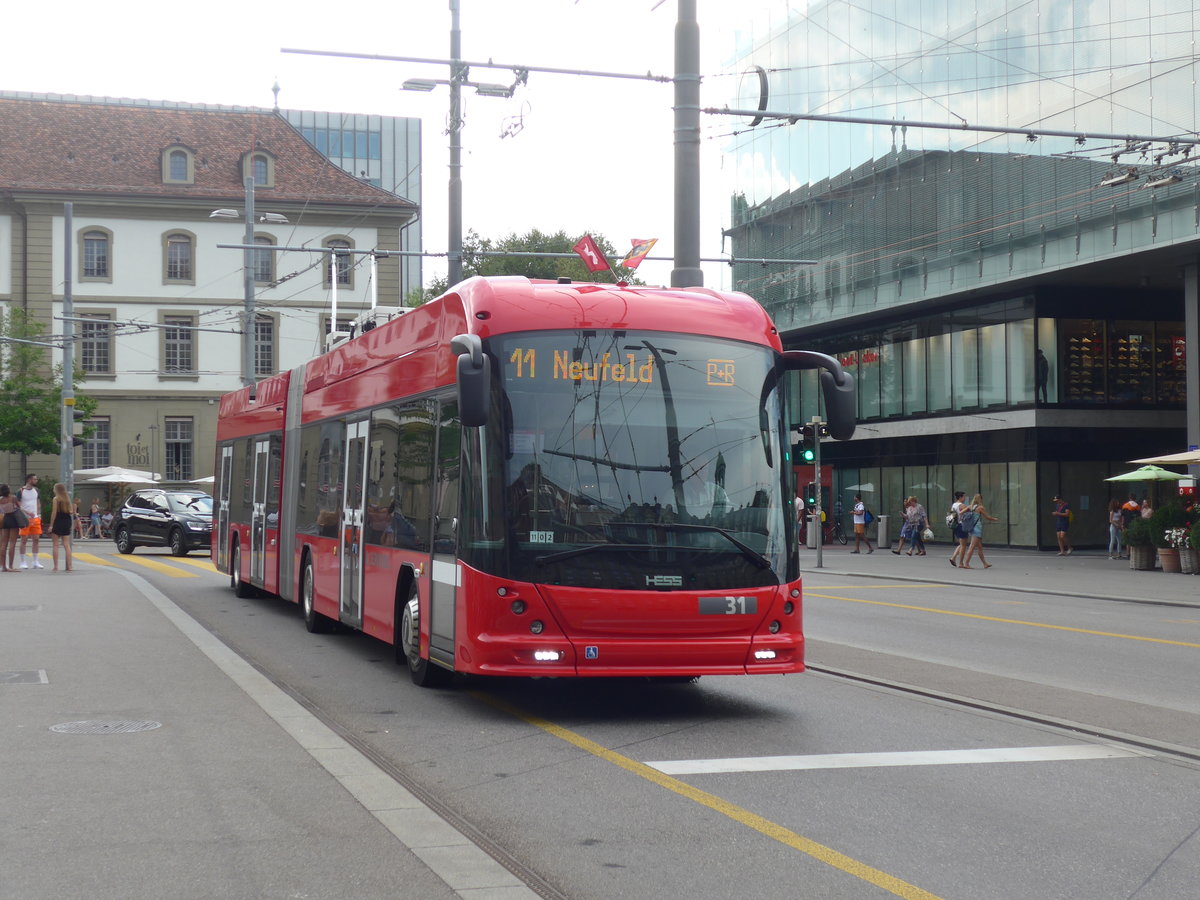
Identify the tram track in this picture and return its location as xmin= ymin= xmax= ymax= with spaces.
xmin=807 ymin=662 xmax=1200 ymax=767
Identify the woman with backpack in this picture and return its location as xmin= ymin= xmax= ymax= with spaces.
xmin=960 ymin=492 xmax=999 ymax=569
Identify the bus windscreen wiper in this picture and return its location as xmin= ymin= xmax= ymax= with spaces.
xmin=534 ymin=523 xmax=772 ymax=571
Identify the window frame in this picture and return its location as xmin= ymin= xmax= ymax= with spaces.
xmin=242 ymin=150 xmax=276 ymax=189
xmin=162 ymin=230 xmax=196 ymax=284
xmin=254 ymin=312 xmax=279 ymax=378
xmin=79 ymin=310 xmax=117 ymax=378
xmin=160 ymin=310 xmax=198 ymax=379
xmin=161 ymin=145 xmax=195 ymax=184
xmin=252 ymin=233 xmax=275 ymax=285
xmin=163 ymin=417 xmax=195 ymax=482
xmin=323 ymin=237 xmax=354 ymax=288
xmin=80 ymin=416 xmax=111 ymax=469
xmin=78 ymin=227 xmax=113 ymax=282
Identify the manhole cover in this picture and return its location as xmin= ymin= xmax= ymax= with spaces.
xmin=50 ymin=720 xmax=163 ymax=735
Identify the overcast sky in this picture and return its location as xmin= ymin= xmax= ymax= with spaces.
xmin=9 ymin=0 xmax=762 ymax=289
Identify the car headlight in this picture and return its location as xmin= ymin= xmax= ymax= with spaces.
xmin=185 ymin=520 xmax=209 ymax=530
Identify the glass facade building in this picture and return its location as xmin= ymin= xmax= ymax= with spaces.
xmin=721 ymin=1 xmax=1200 ymax=548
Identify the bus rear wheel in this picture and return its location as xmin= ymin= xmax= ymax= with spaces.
xmin=398 ymin=584 xmax=449 ymax=687
xmin=231 ymin=542 xmax=256 ymax=598
xmin=301 ymin=557 xmax=335 ymax=634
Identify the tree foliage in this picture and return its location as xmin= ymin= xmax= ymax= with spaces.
xmin=0 ymin=308 xmax=96 ymax=456
xmin=413 ymin=229 xmax=644 ymax=303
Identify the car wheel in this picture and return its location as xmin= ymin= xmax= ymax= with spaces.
xmin=231 ymin=542 xmax=256 ymax=598
xmin=398 ymin=583 xmax=450 ymax=686
xmin=301 ymin=557 xmax=335 ymax=634
xmin=169 ymin=528 xmax=188 ymax=556
xmin=115 ymin=525 xmax=136 ymax=554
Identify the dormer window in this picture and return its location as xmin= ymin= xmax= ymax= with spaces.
xmin=162 ymin=145 xmax=195 ymax=184
xmin=242 ymin=150 xmax=276 ymax=188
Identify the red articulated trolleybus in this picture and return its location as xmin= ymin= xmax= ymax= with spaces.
xmin=213 ymin=276 xmax=855 ymax=685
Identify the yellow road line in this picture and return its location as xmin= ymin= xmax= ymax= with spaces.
xmin=807 ymin=593 xmax=1200 ymax=649
xmin=172 ymin=556 xmax=218 ymax=572
xmin=70 ymin=552 xmax=122 ymax=568
xmin=111 ymin=555 xmax=199 ymax=577
xmin=474 ymin=693 xmax=943 ymax=900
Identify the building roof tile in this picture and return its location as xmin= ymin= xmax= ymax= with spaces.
xmin=0 ymin=97 xmax=416 ymax=211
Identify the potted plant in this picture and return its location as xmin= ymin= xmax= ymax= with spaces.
xmin=1150 ymin=503 xmax=1189 ymax=573
xmin=1123 ymin=516 xmax=1156 ymax=570
xmin=1186 ymin=521 xmax=1200 ymax=575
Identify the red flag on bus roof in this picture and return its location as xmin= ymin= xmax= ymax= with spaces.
xmin=572 ymin=234 xmax=611 ymax=273
xmin=620 ymin=238 xmax=658 ymax=270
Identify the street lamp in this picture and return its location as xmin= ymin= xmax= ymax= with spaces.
xmin=210 ymin=179 xmax=288 ymax=398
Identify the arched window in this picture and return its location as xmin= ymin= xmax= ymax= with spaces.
xmin=253 ymin=234 xmax=275 ymax=284
xmin=242 ymin=151 xmax=276 ymax=188
xmin=79 ymin=228 xmax=112 ymax=281
xmin=324 ymin=238 xmax=353 ymax=287
xmin=161 ymin=145 xmax=195 ymax=184
xmin=163 ymin=232 xmax=195 ymax=283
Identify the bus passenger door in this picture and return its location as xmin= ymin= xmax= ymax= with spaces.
xmin=429 ymin=401 xmax=460 ymax=667
xmin=250 ymin=438 xmax=270 ymax=584
xmin=339 ymin=418 xmax=369 ymax=628
xmin=216 ymin=444 xmax=232 ymax=569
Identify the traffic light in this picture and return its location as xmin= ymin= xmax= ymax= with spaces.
xmin=806 ymin=482 xmax=817 ymax=505
xmin=799 ymin=424 xmax=816 ymax=462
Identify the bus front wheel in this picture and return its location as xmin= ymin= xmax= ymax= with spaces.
xmin=399 ymin=584 xmax=449 ymax=687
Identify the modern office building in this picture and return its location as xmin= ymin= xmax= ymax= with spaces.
xmin=0 ymin=94 xmax=418 ymax=488
xmin=721 ymin=1 xmax=1200 ymax=548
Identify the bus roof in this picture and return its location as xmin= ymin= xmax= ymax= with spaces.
xmin=220 ymin=277 xmax=782 ymax=421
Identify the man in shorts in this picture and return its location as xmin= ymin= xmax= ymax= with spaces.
xmin=851 ymin=493 xmax=874 ymax=554
xmin=17 ymin=473 xmax=43 ymax=568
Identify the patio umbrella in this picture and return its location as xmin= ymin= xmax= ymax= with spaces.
xmin=1104 ymin=465 xmax=1187 ymax=483
xmin=189 ymin=475 xmax=215 ymax=484
xmin=1128 ymin=450 xmax=1200 ymax=465
xmin=74 ymin=466 xmax=160 ymax=482
xmin=81 ymin=471 xmax=160 ymax=483
xmin=843 ymin=483 xmax=875 ymax=492
xmin=1105 ymin=464 xmax=1187 ymax=508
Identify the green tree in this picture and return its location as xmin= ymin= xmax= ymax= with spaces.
xmin=419 ymin=229 xmax=644 ymax=299
xmin=0 ymin=307 xmax=96 ymax=458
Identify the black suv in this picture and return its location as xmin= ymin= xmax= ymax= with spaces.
xmin=113 ymin=489 xmax=213 ymax=556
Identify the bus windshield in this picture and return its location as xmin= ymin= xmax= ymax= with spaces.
xmin=492 ymin=330 xmax=791 ymax=589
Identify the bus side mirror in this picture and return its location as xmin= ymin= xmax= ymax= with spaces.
xmin=781 ymin=350 xmax=856 ymax=441
xmin=451 ymin=333 xmax=491 ymax=427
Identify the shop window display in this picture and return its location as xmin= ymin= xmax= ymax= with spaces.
xmin=1062 ymin=319 xmax=1106 ymax=405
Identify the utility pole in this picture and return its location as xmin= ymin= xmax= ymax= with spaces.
xmin=672 ymin=0 xmax=703 ymax=288
xmin=447 ymin=0 xmax=463 ymax=286
xmin=811 ymin=414 xmax=824 ymax=569
xmin=241 ymin=176 xmax=256 ymax=394
xmin=60 ymin=202 xmax=75 ymax=493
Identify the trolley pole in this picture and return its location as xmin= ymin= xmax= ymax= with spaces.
xmin=811 ymin=414 xmax=823 ymax=569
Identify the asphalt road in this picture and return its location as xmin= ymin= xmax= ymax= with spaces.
xmin=9 ymin=542 xmax=1199 ymax=900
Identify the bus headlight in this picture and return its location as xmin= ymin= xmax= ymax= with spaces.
xmin=533 ymin=650 xmax=561 ymax=662
xmin=530 ymin=620 xmax=544 ymax=634
xmin=754 ymin=650 xmax=777 ymax=660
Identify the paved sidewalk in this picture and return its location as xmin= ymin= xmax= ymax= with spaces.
xmin=802 ymin=541 xmax=1200 ymax=607
xmin=1 ymin=563 xmax=536 ymax=900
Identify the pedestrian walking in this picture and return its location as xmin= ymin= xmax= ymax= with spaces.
xmin=851 ymin=494 xmax=874 ymax=554
xmin=1107 ymin=498 xmax=1124 ymax=559
xmin=49 ymin=483 xmax=74 ymax=572
xmin=0 ymin=484 xmax=21 ymax=572
xmin=960 ymin=493 xmax=999 ymax=569
xmin=895 ymin=496 xmax=927 ymax=555
xmin=893 ymin=497 xmax=914 ymax=554
xmin=948 ymin=491 xmax=969 ymax=567
xmin=16 ymin=473 xmax=43 ymax=569
xmin=1051 ymin=494 xmax=1073 ymax=555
